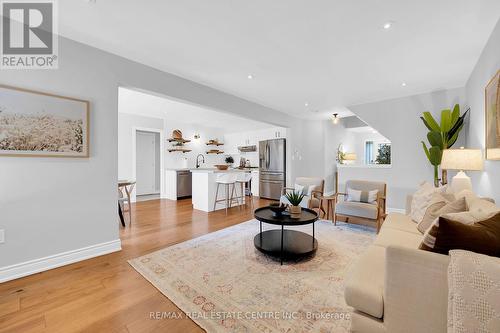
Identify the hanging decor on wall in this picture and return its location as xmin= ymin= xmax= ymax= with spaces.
xmin=0 ymin=85 xmax=89 ymax=157
xmin=485 ymin=70 xmax=500 ymax=160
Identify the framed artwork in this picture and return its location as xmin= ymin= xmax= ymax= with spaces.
xmin=0 ymin=85 xmax=89 ymax=157
xmin=485 ymin=70 xmax=500 ymax=160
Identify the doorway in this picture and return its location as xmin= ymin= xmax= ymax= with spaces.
xmin=135 ymin=130 xmax=161 ymax=198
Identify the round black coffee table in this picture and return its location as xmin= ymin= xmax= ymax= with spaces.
xmin=254 ymin=206 xmax=319 ymax=265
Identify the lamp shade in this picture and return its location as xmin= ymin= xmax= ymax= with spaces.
xmin=441 ymin=148 xmax=483 ymax=171
xmin=343 ymin=153 xmax=357 ymax=161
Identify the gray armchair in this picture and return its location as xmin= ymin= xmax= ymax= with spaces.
xmin=280 ymin=177 xmax=325 ymax=215
xmin=334 ymin=180 xmax=387 ymax=233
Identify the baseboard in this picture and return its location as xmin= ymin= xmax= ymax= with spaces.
xmin=0 ymin=239 xmax=122 ymax=283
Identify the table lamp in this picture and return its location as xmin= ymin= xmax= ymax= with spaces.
xmin=441 ymin=148 xmax=483 ymax=193
xmin=343 ymin=153 xmax=357 ymax=165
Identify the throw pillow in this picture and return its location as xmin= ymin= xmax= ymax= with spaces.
xmin=417 ymin=197 xmax=466 ymax=234
xmin=346 ymin=187 xmax=378 ymax=204
xmin=419 ymin=212 xmax=500 ymax=257
xmin=468 ymin=197 xmax=500 ymax=219
xmin=294 ymin=184 xmax=307 ymax=195
xmin=410 ymin=182 xmax=447 ymax=223
xmin=447 ymin=250 xmax=500 ymax=333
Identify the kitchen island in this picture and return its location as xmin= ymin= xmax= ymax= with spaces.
xmin=191 ymin=168 xmax=256 ymax=212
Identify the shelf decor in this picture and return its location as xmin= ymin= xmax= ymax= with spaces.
xmin=168 ymin=129 xmax=192 ymax=153
xmin=206 ymin=149 xmax=224 ymax=154
xmin=206 ymin=139 xmax=224 ymax=146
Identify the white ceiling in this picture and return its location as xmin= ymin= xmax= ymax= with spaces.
xmin=118 ymin=87 xmax=275 ymax=133
xmin=61 ymin=1 xmax=500 ymax=118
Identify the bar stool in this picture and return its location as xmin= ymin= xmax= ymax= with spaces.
xmin=235 ymin=172 xmax=253 ymax=209
xmin=213 ymin=173 xmax=239 ymax=214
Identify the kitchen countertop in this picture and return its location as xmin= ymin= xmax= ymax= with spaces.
xmin=167 ymin=167 xmax=258 ymax=172
xmin=190 ymin=168 xmax=258 ymax=173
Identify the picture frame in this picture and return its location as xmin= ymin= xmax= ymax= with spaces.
xmin=0 ymin=84 xmax=89 ymax=158
xmin=485 ymin=70 xmax=500 ymax=160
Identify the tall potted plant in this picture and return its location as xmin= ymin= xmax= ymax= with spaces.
xmin=420 ymin=104 xmax=468 ymax=187
xmin=285 ymin=191 xmax=305 ymax=218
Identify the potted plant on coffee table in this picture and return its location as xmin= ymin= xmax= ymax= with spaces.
xmin=285 ymin=190 xmax=305 ymax=218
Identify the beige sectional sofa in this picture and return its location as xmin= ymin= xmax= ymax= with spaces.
xmin=344 ymin=201 xmax=453 ymax=333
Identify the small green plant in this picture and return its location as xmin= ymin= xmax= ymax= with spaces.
xmin=225 ymin=156 xmax=234 ymax=164
xmin=285 ymin=190 xmax=305 ymax=206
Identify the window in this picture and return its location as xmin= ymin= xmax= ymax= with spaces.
xmin=365 ymin=141 xmax=391 ymax=165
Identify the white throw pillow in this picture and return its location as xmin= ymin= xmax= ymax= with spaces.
xmin=410 ymin=182 xmax=447 ymax=223
xmin=448 ymin=250 xmax=500 ymax=333
xmin=294 ymin=184 xmax=305 ymax=194
xmin=346 ymin=187 xmax=378 ymax=204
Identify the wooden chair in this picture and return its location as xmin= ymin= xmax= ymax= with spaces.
xmin=333 ymin=180 xmax=387 ymax=233
xmin=280 ymin=177 xmax=326 ymax=216
xmin=118 ymin=180 xmax=136 ymax=225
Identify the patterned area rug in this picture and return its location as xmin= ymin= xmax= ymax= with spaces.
xmin=129 ymin=220 xmax=375 ymax=332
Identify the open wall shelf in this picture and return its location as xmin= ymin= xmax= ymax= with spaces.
xmin=168 ymin=138 xmax=191 ymax=143
xmin=168 ymin=148 xmax=192 ymax=153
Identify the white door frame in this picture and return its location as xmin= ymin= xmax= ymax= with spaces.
xmin=131 ymin=126 xmax=165 ymax=202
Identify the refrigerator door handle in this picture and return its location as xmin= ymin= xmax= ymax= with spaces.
xmin=266 ymin=143 xmax=270 ymax=169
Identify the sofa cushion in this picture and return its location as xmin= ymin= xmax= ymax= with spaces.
xmin=335 ymin=201 xmax=378 ymax=219
xmin=374 ymin=228 xmax=423 ymax=249
xmin=417 ymin=197 xmax=467 ymax=234
xmin=382 ymin=212 xmax=421 ymax=235
xmin=410 ymin=182 xmax=447 ymax=223
xmin=345 ymin=245 xmax=385 ymax=319
xmin=420 ymin=212 xmax=500 ymax=257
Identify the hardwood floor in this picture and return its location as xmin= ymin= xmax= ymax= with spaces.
xmin=0 ymin=197 xmax=272 ymax=333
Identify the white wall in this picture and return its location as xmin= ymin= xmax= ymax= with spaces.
xmin=345 ymin=87 xmax=466 ymax=209
xmin=118 ymin=113 xmax=164 ymax=181
xmin=0 ymin=37 xmax=310 ymax=280
xmin=465 ymin=19 xmax=500 ymax=203
xmin=0 ymin=38 xmax=121 ymax=277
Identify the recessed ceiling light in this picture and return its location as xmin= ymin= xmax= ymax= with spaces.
xmin=383 ymin=22 xmax=393 ymax=30
xmin=401 ymin=82 xmax=407 ymax=87
xmin=304 ymin=102 xmax=309 ymax=107
xmin=247 ymin=74 xmax=254 ymax=79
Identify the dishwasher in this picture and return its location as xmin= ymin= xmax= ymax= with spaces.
xmin=176 ymin=170 xmax=192 ymax=198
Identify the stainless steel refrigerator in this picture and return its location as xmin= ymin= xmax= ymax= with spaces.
xmin=259 ymin=138 xmax=286 ymax=200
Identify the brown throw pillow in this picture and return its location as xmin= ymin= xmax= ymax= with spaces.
xmin=417 ymin=197 xmax=466 ymax=234
xmin=419 ymin=212 xmax=500 ymax=257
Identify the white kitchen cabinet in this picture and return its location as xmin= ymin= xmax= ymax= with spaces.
xmin=251 ymin=170 xmax=259 ymax=197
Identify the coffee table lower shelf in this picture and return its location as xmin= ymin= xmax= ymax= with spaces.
xmin=254 ymin=229 xmax=318 ymax=264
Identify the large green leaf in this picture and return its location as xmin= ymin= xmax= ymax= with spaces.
xmin=429 ymin=146 xmax=443 ymax=166
xmin=421 ymin=141 xmax=431 ymax=161
xmin=422 ymin=141 xmax=431 ymax=161
xmin=423 ymin=112 xmax=440 ymax=132
xmin=420 ymin=117 xmax=434 ymax=132
xmin=451 ymin=104 xmax=460 ymax=124
xmin=448 ymin=123 xmax=464 ymax=147
xmin=447 ymin=118 xmax=464 ymax=145
xmin=427 ymin=131 xmax=443 ymax=149
xmin=440 ymin=109 xmax=452 ymax=133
